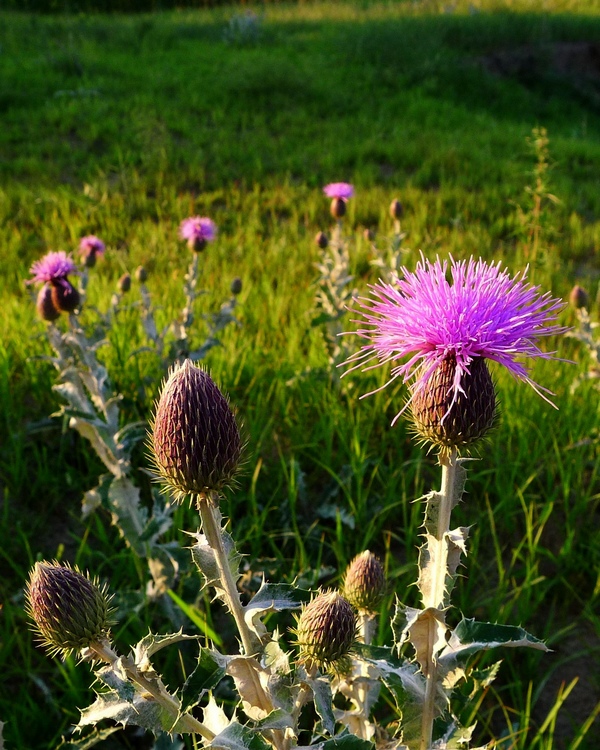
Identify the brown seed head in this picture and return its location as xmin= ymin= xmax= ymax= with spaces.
xmin=36 ymin=283 xmax=61 ymax=321
xmin=294 ymin=590 xmax=357 ymax=671
xmin=410 ymin=355 xmax=497 ymax=450
xmin=342 ymin=551 xmax=386 ymax=614
xmin=50 ymin=279 xmax=80 ymax=313
xmin=330 ymin=198 xmax=346 ymax=219
xmin=26 ymin=561 xmax=112 ymax=657
xmin=150 ymin=360 xmax=242 ymax=502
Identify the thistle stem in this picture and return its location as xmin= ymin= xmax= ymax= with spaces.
xmin=420 ymin=447 xmax=458 ymax=750
xmin=358 ymin=612 xmax=375 ymax=646
xmin=88 ymin=639 xmax=215 ymax=740
xmin=197 ymin=492 xmax=261 ymax=656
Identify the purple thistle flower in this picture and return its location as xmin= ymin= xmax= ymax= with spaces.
xmin=29 ymin=251 xmax=78 ymax=285
xmin=344 ymin=255 xmax=567 ymax=428
xmin=179 ymin=216 xmax=217 ymax=252
xmin=79 ymin=235 xmax=106 ymax=256
xmin=323 ymin=182 xmax=354 ymax=200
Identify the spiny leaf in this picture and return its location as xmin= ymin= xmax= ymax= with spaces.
xmin=244 ymin=582 xmax=310 ymax=640
xmin=208 ymin=721 xmax=271 ymax=750
xmin=307 ymin=675 xmax=336 ymax=736
xmin=226 ymin=656 xmax=275 ymax=721
xmin=56 ymin=726 xmax=121 ymax=749
xmin=179 ymin=647 xmax=228 ymax=715
xmin=107 ymin=477 xmax=148 ymax=555
xmin=95 ymin=660 xmax=135 ymax=702
xmin=133 ymin=630 xmax=202 ymax=670
xmin=77 ymin=690 xmax=187 ymax=735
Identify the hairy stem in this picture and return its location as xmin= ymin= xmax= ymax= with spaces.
xmin=197 ymin=491 xmax=261 ymax=656
xmin=88 ymin=639 xmax=215 ymax=740
xmin=420 ymin=448 xmax=458 ymax=750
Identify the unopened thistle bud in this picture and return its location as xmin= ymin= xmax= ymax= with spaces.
xmin=569 ymin=285 xmax=588 ymax=310
xmin=390 ymin=198 xmax=404 ymax=220
xmin=26 ymin=561 xmax=112 ymax=657
xmin=330 ymin=198 xmax=346 ymax=219
xmin=135 ymin=265 xmax=148 ymax=283
xmin=342 ymin=551 xmax=385 ymax=614
xmin=294 ymin=591 xmax=357 ymax=671
xmin=150 ymin=360 xmax=242 ymax=502
xmin=315 ymin=231 xmax=329 ymax=249
xmin=51 ymin=279 xmax=80 ymax=313
xmin=410 ymin=355 xmax=496 ymax=450
xmin=36 ymin=283 xmax=61 ymax=321
xmin=117 ymin=273 xmax=131 ymax=294
xmin=363 ymin=228 xmax=375 ymax=242
xmin=230 ymin=277 xmax=243 ymax=296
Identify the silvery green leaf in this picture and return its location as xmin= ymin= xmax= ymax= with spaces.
xmin=255 ymin=708 xmax=294 ymax=730
xmin=179 ymin=647 xmax=228 ymax=714
xmin=146 ymin=544 xmax=179 ymax=596
xmin=203 ymin=694 xmax=233 ymax=736
xmin=439 ymin=618 xmax=548 ymax=671
xmin=81 ymin=473 xmax=113 ymax=518
xmin=307 ymin=675 xmax=336 ymax=736
xmin=133 ymin=630 xmax=202 ymax=670
xmin=226 ymin=656 xmax=275 ymax=721
xmin=77 ymin=690 xmax=186 ymax=735
xmin=107 ymin=477 xmax=148 ymax=556
xmin=114 ymin=420 xmax=147 ymax=457
xmin=55 ymin=726 xmax=121 ymax=749
xmin=244 ymin=582 xmax=310 ymax=640
xmin=68 ymin=416 xmax=121 ymax=475
xmin=317 ymin=736 xmax=375 ymax=750
xmin=94 ymin=659 xmax=135 ymax=701
xmin=208 ymin=721 xmax=271 ymax=750
xmin=189 ymin=520 xmax=242 ymax=602
xmin=263 ymin=638 xmax=292 ymax=675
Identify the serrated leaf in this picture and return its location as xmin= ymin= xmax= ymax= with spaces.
xmin=68 ymin=416 xmax=121 ymax=476
xmin=77 ymin=690 xmax=187 ymax=735
xmin=263 ymin=639 xmax=292 ymax=675
xmin=133 ymin=630 xmax=202 ymax=670
xmin=226 ymin=657 xmax=275 ymax=721
xmin=307 ymin=675 xmax=336 ymax=736
xmin=81 ymin=473 xmax=113 ymax=519
xmin=255 ymin=708 xmax=294 ymax=730
xmin=189 ymin=513 xmax=242 ymax=605
xmin=56 ymin=726 xmax=121 ymax=749
xmin=244 ymin=582 xmax=310 ymax=640
xmin=203 ymin=694 xmax=233 ymax=736
xmin=107 ymin=477 xmax=148 ymax=556
xmin=319 ymin=736 xmax=375 ymax=750
xmin=179 ymin=647 xmax=228 ymax=714
xmin=395 ymin=606 xmax=448 ymax=677
xmin=146 ymin=544 xmax=179 ymax=597
xmin=439 ymin=618 xmax=548 ymax=670
xmin=95 ymin=659 xmax=135 ymax=702
xmin=209 ymin=721 xmax=271 ymax=750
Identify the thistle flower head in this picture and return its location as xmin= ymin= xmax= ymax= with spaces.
xmin=29 ymin=251 xmax=78 ymax=285
xmin=78 ymin=235 xmax=105 ymax=269
xmin=26 ymin=561 xmax=112 ymax=657
xmin=342 ymin=551 xmax=386 ymax=614
xmin=569 ymin=285 xmax=589 ymax=310
xmin=179 ymin=216 xmax=217 ymax=252
xmin=36 ymin=284 xmax=61 ymax=321
xmin=293 ymin=590 xmax=357 ymax=671
xmin=150 ymin=360 xmax=242 ymax=502
xmin=323 ymin=182 xmax=354 ymax=200
xmin=344 ymin=255 xmax=566 ymax=446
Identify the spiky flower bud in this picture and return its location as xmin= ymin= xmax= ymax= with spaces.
xmin=410 ymin=355 xmax=496 ymax=450
xmin=135 ymin=265 xmax=148 ymax=283
xmin=569 ymin=285 xmax=589 ymax=310
xmin=230 ymin=277 xmax=243 ymax=296
xmin=342 ymin=551 xmax=385 ymax=614
xmin=51 ymin=280 xmax=80 ymax=313
xmin=315 ymin=231 xmax=329 ymax=249
xmin=294 ymin=591 xmax=357 ymax=671
xmin=26 ymin=561 xmax=112 ymax=657
xmin=36 ymin=283 xmax=61 ymax=321
xmin=390 ymin=198 xmax=404 ymax=220
xmin=330 ymin=198 xmax=346 ymax=219
xmin=117 ymin=273 xmax=131 ymax=294
xmin=150 ymin=360 xmax=242 ymax=501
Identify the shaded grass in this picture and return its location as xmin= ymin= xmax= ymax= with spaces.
xmin=1 ymin=1 xmax=600 ymax=748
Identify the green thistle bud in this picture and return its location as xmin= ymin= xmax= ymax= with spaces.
xmin=294 ymin=590 xmax=357 ymax=671
xmin=150 ymin=360 xmax=242 ymax=502
xmin=26 ymin=561 xmax=112 ymax=657
xmin=342 ymin=551 xmax=385 ymax=614
xmin=410 ymin=355 xmax=496 ymax=450
xmin=117 ymin=273 xmax=131 ymax=294
xmin=135 ymin=265 xmax=148 ymax=283
xmin=230 ymin=277 xmax=243 ymax=296
xmin=36 ymin=283 xmax=61 ymax=322
xmin=51 ymin=280 xmax=80 ymax=313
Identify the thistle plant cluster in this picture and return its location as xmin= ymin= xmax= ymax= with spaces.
xmin=26 ymin=219 xmax=242 ymax=605
xmin=25 ymin=231 xmax=568 ymax=749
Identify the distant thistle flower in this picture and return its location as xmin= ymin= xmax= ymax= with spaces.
xmin=36 ymin=284 xmax=60 ymax=322
xmin=294 ymin=590 xmax=357 ymax=671
xmin=569 ymin=285 xmax=589 ymax=310
xmin=117 ymin=273 xmax=131 ymax=294
xmin=29 ymin=251 xmax=80 ymax=314
xmin=344 ymin=255 xmax=566 ymax=449
xmin=179 ymin=216 xmax=217 ymax=253
xmin=79 ymin=235 xmax=105 ymax=268
xmin=135 ymin=265 xmax=148 ymax=283
xmin=230 ymin=277 xmax=243 ymax=296
xmin=150 ymin=360 xmax=242 ymax=502
xmin=390 ymin=198 xmax=404 ymax=220
xmin=342 ymin=551 xmax=386 ymax=614
xmin=26 ymin=561 xmax=112 ymax=657
xmin=315 ymin=231 xmax=329 ymax=249
xmin=324 ymin=182 xmax=354 ymax=220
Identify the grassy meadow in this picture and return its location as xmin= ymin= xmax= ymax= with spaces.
xmin=2 ymin=0 xmax=600 ymax=747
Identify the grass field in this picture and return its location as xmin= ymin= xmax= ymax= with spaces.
xmin=2 ymin=1 xmax=600 ymax=748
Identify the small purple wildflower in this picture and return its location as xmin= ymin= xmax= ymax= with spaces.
xmin=79 ymin=235 xmax=105 ymax=257
xmin=344 ymin=255 xmax=567 ymax=425
xmin=323 ymin=182 xmax=354 ymax=200
xmin=29 ymin=251 xmax=78 ymax=285
xmin=179 ymin=216 xmax=217 ymax=252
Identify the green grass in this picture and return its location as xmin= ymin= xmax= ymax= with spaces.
xmin=2 ymin=1 xmax=600 ymax=748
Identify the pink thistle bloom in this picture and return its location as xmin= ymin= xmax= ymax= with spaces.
xmin=79 ymin=235 xmax=106 ymax=256
xmin=29 ymin=251 xmax=78 ymax=285
xmin=344 ymin=255 xmax=567 ymax=425
xmin=179 ymin=217 xmax=217 ymax=244
xmin=323 ymin=182 xmax=354 ymax=200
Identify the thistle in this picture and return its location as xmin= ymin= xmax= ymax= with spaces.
xmin=294 ymin=590 xmax=357 ymax=671
xmin=150 ymin=360 xmax=242 ymax=502
xmin=29 ymin=250 xmax=81 ymax=315
xmin=26 ymin=561 xmax=112 ymax=657
xmin=342 ymin=550 xmax=385 ymax=615
xmin=323 ymin=182 xmax=354 ymax=220
xmin=179 ymin=216 xmax=217 ymax=253
xmin=78 ymin=235 xmax=105 ymax=268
